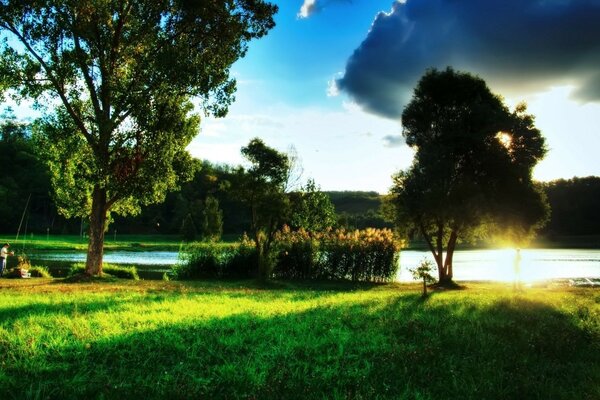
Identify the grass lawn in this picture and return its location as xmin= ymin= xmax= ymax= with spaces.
xmin=0 ymin=234 xmax=187 ymax=252
xmin=0 ymin=279 xmax=598 ymax=399
xmin=0 ymin=234 xmax=244 ymax=254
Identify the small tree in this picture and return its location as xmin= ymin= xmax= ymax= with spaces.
xmin=409 ymin=258 xmax=436 ymax=297
xmin=180 ymin=214 xmax=197 ymax=243
xmin=201 ymin=195 xmax=223 ymax=242
xmin=290 ymin=178 xmax=337 ymax=232
xmin=232 ymin=138 xmax=290 ymax=280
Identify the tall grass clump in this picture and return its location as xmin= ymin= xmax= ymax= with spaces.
xmin=173 ymin=240 xmax=257 ymax=279
xmin=274 ymin=226 xmax=402 ymax=282
xmin=176 ymin=228 xmax=402 ymax=282
xmin=28 ymin=266 xmax=52 ymax=278
xmin=68 ymin=263 xmax=139 ymax=280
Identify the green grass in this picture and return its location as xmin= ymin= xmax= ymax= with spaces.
xmin=0 ymin=279 xmax=598 ymax=399
xmin=0 ymin=234 xmax=244 ymax=253
xmin=0 ymin=234 xmax=185 ymax=251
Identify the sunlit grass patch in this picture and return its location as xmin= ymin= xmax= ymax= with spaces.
xmin=0 ymin=279 xmax=598 ymax=399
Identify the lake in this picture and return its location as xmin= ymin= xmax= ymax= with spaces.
xmin=27 ymin=248 xmax=600 ymax=282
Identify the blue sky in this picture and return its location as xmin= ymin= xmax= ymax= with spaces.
xmin=190 ymin=1 xmax=599 ymax=192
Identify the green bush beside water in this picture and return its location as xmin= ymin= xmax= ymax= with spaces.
xmin=175 ymin=228 xmax=402 ymax=282
xmin=173 ymin=242 xmax=257 ymax=279
xmin=68 ymin=263 xmax=140 ymax=280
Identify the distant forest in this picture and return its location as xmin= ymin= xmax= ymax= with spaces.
xmin=1 ymin=124 xmax=599 ymax=243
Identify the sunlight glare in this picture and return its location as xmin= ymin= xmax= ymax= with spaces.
xmin=493 ymin=248 xmax=538 ymax=285
xmin=496 ymin=132 xmax=512 ymax=150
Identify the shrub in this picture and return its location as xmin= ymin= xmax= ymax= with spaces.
xmin=175 ymin=228 xmax=402 ymax=282
xmin=274 ymin=226 xmax=402 ymax=282
xmin=272 ymin=228 xmax=317 ymax=279
xmin=409 ymin=258 xmax=436 ymax=297
xmin=173 ymin=242 xmax=257 ymax=280
xmin=29 ymin=266 xmax=52 ymax=278
xmin=68 ymin=264 xmax=139 ymax=280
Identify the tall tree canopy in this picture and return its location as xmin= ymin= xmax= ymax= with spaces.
xmin=387 ymin=68 xmax=549 ymax=283
xmin=0 ymin=0 xmax=277 ymax=274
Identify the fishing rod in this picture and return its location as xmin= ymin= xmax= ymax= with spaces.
xmin=15 ymin=193 xmax=31 ymax=243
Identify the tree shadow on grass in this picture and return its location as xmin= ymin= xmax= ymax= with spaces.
xmin=2 ymin=291 xmax=598 ymax=400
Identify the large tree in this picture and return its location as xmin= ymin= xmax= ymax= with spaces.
xmin=0 ymin=0 xmax=277 ymax=275
xmin=387 ymin=68 xmax=548 ymax=283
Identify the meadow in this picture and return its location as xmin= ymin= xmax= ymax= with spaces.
xmin=0 ymin=235 xmax=188 ymax=252
xmin=0 ymin=279 xmax=598 ymax=399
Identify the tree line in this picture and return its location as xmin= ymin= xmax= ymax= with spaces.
xmin=1 ymin=117 xmax=599 ymax=241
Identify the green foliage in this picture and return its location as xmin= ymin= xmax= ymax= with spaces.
xmin=174 ymin=242 xmax=257 ymax=279
xmin=542 ymin=177 xmax=600 ymax=236
xmin=69 ymin=263 xmax=139 ymax=280
xmin=201 ymin=195 xmax=223 ymax=241
xmin=233 ymin=138 xmax=291 ymax=280
xmin=0 ymin=111 xmax=55 ymax=234
xmin=409 ymin=258 xmax=436 ymax=296
xmin=0 ymin=0 xmax=278 ymax=273
xmin=274 ymin=227 xmax=402 ymax=282
xmin=290 ymin=179 xmax=337 ymax=231
xmin=327 ymin=191 xmax=391 ymax=229
xmin=180 ymin=214 xmax=198 ymax=242
xmin=175 ymin=228 xmax=401 ymax=282
xmin=388 ymin=68 xmax=549 ymax=282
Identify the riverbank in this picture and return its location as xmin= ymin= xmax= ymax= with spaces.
xmin=2 ymin=234 xmax=599 ymax=253
xmin=1 ymin=279 xmax=598 ymax=399
xmin=0 ymin=234 xmax=187 ymax=252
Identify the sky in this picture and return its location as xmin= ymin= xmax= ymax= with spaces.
xmin=187 ymin=0 xmax=600 ymax=193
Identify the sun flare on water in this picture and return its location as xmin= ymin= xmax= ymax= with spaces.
xmin=494 ymin=248 xmax=536 ymax=285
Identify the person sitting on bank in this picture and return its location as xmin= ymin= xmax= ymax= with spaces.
xmin=1 ymin=243 xmax=14 ymax=277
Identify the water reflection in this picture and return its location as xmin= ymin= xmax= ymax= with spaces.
xmin=29 ymin=251 xmax=179 ymax=266
xmin=398 ymin=249 xmax=600 ymax=282
xmin=28 ymin=248 xmax=600 ymax=282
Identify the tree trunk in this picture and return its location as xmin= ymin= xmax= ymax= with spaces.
xmin=436 ymin=224 xmax=445 ymax=282
xmin=442 ymin=230 xmax=458 ymax=283
xmin=85 ymin=186 xmax=108 ymax=276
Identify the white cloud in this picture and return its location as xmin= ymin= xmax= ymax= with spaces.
xmin=298 ymin=0 xmax=318 ymax=19
xmin=327 ymin=77 xmax=340 ymax=97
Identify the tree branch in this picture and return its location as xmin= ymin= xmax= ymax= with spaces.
xmin=1 ymin=21 xmax=97 ymax=149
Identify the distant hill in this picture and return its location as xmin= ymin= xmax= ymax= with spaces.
xmin=325 ymin=191 xmax=391 ymax=230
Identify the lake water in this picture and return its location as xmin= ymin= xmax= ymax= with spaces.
xmin=28 ymin=248 xmax=600 ymax=282
xmin=398 ymin=249 xmax=600 ymax=283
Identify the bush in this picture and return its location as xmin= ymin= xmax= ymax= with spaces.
xmin=68 ymin=264 xmax=139 ymax=280
xmin=274 ymin=227 xmax=402 ymax=282
xmin=29 ymin=266 xmax=52 ymax=278
xmin=175 ymin=228 xmax=402 ymax=282
xmin=173 ymin=242 xmax=257 ymax=280
xmin=272 ymin=228 xmax=318 ymax=280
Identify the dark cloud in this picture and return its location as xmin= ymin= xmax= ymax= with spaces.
xmin=382 ymin=134 xmax=404 ymax=148
xmin=335 ymin=0 xmax=600 ymax=119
